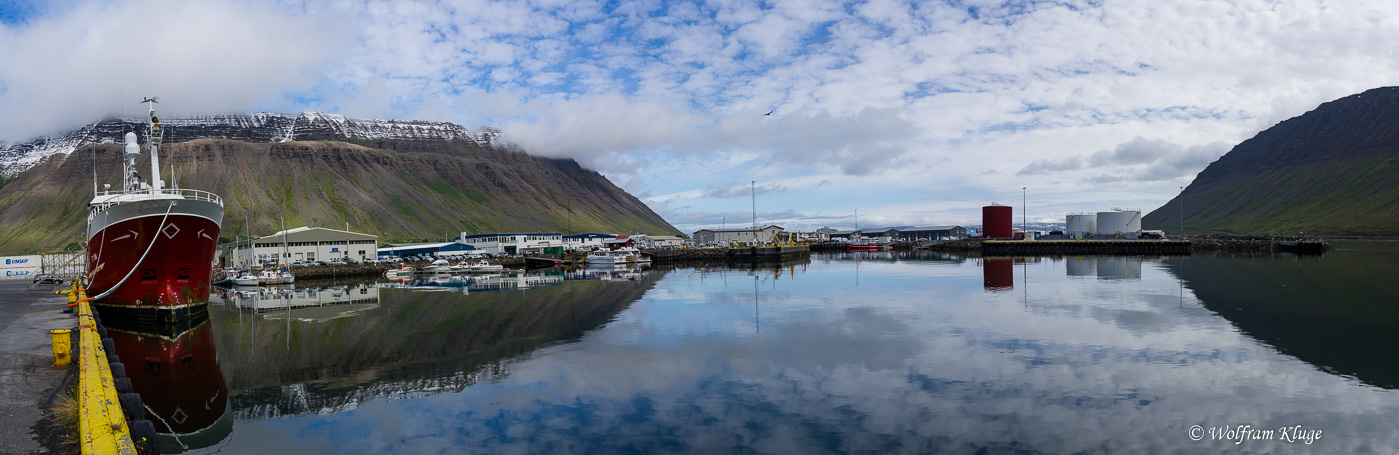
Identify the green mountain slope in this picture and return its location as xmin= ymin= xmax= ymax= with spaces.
xmin=1144 ymin=87 xmax=1399 ymax=237
xmin=0 ymin=139 xmax=679 ymax=254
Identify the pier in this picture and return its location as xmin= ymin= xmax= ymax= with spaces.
xmin=981 ymin=240 xmax=1192 ymax=255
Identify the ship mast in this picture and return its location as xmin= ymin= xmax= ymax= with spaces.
xmin=141 ymin=97 xmax=164 ymax=195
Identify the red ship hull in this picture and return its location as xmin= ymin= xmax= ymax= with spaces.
xmin=87 ymin=201 xmax=221 ymax=322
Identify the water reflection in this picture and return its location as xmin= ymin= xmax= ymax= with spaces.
xmin=104 ymin=313 xmax=231 ymax=454
xmin=1163 ymin=244 xmax=1399 ymax=390
xmin=193 ymin=251 xmax=1399 ymax=453
xmin=209 ymin=268 xmax=666 ymax=419
xmin=1065 ymin=256 xmax=1143 ymax=280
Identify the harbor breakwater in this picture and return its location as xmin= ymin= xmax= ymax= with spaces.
xmin=643 ymin=245 xmax=811 ymax=264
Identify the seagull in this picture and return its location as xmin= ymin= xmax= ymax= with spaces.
xmin=140 ymin=97 xmax=159 ymax=104
xmin=764 ymin=110 xmax=773 ymax=116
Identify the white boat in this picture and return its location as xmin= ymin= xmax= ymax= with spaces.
xmin=279 ymin=270 xmax=295 ymax=284
xmin=256 ymin=270 xmax=283 ymax=285
xmin=424 ymin=259 xmax=454 ymax=273
xmin=465 ymin=260 xmax=503 ymax=272
xmin=585 ymin=248 xmax=651 ymax=265
xmin=384 ymin=265 xmax=415 ymax=278
xmin=232 ymin=272 xmax=259 ymax=286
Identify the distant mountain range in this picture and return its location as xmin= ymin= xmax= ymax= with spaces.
xmin=0 ymin=113 xmax=678 ymax=254
xmin=1144 ymin=87 xmax=1399 ymax=237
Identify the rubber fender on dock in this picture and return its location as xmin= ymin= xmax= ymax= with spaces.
xmin=118 ymin=392 xmax=146 ymax=421
xmin=102 ymin=338 xmax=115 ymax=353
xmin=114 ymin=377 xmax=133 ymax=394
xmin=109 ymin=362 xmax=126 ymax=378
xmin=128 ymin=419 xmax=160 ymax=455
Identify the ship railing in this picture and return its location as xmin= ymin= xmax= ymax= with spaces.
xmin=90 ymin=188 xmax=224 ymax=211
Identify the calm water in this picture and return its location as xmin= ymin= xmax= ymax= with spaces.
xmin=109 ymin=243 xmax=1399 ymax=454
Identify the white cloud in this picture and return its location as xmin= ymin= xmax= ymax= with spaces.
xmin=5 ymin=0 xmax=1399 ymax=228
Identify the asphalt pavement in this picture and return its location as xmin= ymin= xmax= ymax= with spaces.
xmin=0 ymin=279 xmax=76 ymax=454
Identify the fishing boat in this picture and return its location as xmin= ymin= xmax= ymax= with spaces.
xmin=86 ymin=97 xmax=223 ymax=322
xmin=845 ymin=234 xmax=879 ymax=252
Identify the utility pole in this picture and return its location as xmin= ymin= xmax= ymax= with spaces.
xmin=1179 ymin=186 xmax=1184 ymax=240
xmin=1022 ymin=187 xmax=1027 ymax=238
xmin=751 ymin=181 xmax=757 ymax=229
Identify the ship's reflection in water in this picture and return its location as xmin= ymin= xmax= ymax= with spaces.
xmin=104 ymin=313 xmax=232 ymax=454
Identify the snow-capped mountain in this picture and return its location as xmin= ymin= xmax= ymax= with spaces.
xmin=0 ymin=112 xmax=489 ymax=175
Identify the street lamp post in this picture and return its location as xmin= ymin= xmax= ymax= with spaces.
xmin=1179 ymin=186 xmax=1184 ymax=240
xmin=1022 ymin=187 xmax=1027 ymax=239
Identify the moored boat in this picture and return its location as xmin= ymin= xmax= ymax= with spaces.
xmin=585 ymin=248 xmax=651 ymax=265
xmin=845 ymin=234 xmax=879 ymax=252
xmin=424 ymin=259 xmax=454 ymax=273
xmin=384 ymin=264 xmax=415 ymax=278
xmin=466 ymin=260 xmax=504 ymax=272
xmin=86 ymin=98 xmax=223 ymax=322
xmin=232 ymin=272 xmax=259 ymax=287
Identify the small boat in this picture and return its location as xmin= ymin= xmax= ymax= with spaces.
xmin=384 ymin=264 xmax=415 ymax=278
xmin=424 ymin=259 xmax=454 ymax=273
xmin=586 ymin=248 xmax=651 ymax=265
xmin=279 ymin=270 xmax=295 ymax=284
xmin=465 ymin=260 xmax=503 ymax=272
xmin=232 ymin=272 xmax=259 ymax=286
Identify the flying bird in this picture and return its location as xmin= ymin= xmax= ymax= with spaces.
xmin=764 ymin=110 xmax=773 ymax=116
xmin=140 ymin=97 xmax=159 ymax=104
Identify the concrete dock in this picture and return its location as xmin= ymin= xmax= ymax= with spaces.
xmin=0 ymin=279 xmax=75 ymax=454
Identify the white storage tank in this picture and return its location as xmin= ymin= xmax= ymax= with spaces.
xmin=1066 ymin=213 xmax=1097 ymax=235
xmin=1096 ymin=210 xmax=1142 ymax=235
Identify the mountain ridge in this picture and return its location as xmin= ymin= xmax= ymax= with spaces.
xmin=0 ymin=114 xmax=678 ymax=254
xmin=0 ymin=111 xmax=501 ymax=175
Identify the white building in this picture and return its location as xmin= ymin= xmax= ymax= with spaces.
xmin=458 ymin=232 xmax=564 ymax=255
xmin=692 ymin=225 xmax=784 ymax=245
xmin=220 ymin=226 xmax=378 ymax=268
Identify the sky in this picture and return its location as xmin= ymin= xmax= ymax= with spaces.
xmin=3 ymin=0 xmax=1399 ymax=233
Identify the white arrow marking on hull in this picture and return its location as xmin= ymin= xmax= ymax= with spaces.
xmin=108 ymin=230 xmax=139 ymax=243
xmin=198 ymin=229 xmax=213 ymax=240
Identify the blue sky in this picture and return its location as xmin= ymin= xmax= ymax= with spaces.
xmin=4 ymin=0 xmax=1399 ymax=232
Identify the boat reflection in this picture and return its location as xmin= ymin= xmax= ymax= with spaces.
xmin=210 ymin=268 xmax=667 ymax=419
xmin=213 ymin=284 xmax=381 ymax=322
xmin=104 ymin=313 xmax=231 ymax=454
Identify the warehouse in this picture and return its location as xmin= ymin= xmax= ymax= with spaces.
xmin=897 ymin=226 xmax=967 ymax=241
xmin=219 ymin=226 xmax=379 ymax=268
